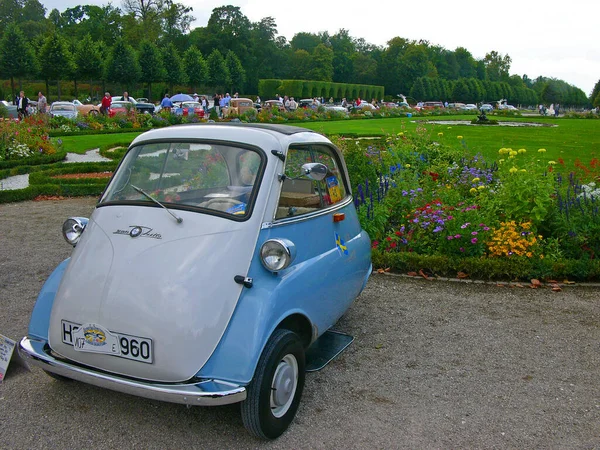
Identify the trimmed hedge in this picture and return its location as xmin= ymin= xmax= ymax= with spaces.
xmin=0 ymin=183 xmax=104 ymax=203
xmin=258 ymin=79 xmax=385 ymax=101
xmin=0 ymin=150 xmax=67 ymax=169
xmin=373 ymin=251 xmax=600 ymax=282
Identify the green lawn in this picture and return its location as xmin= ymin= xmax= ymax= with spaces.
xmin=302 ymin=116 xmax=600 ymax=164
xmin=54 ymin=116 xmax=600 ymax=165
xmin=53 ymin=132 xmax=143 ymax=154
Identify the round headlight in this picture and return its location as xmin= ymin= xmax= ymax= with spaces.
xmin=260 ymin=239 xmax=296 ymax=272
xmin=62 ymin=217 xmax=88 ymax=246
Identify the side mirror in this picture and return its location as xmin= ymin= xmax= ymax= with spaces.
xmin=301 ymin=163 xmax=328 ymax=181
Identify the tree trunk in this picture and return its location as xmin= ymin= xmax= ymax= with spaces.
xmin=10 ymin=76 xmax=15 ymax=102
xmin=45 ymin=80 xmax=50 ymax=102
xmin=148 ymin=82 xmax=152 ymax=102
xmin=57 ymin=80 xmax=61 ymax=100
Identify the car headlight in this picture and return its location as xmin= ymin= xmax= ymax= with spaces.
xmin=62 ymin=217 xmax=89 ymax=246
xmin=260 ymin=239 xmax=296 ymax=272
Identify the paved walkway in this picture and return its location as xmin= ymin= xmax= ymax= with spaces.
xmin=0 ymin=149 xmax=110 ymax=191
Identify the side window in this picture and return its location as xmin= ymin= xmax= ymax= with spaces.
xmin=275 ymin=144 xmax=348 ymax=220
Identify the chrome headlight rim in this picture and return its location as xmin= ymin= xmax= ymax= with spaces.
xmin=62 ymin=217 xmax=89 ymax=246
xmin=260 ymin=238 xmax=296 ymax=272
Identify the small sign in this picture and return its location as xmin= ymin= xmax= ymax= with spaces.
xmin=0 ymin=334 xmax=16 ymax=383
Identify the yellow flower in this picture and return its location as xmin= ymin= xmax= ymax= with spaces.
xmin=472 ymin=177 xmax=480 ymax=183
xmin=470 ymin=187 xmax=477 ymax=194
xmin=509 ymin=150 xmax=518 ymax=156
xmin=518 ymin=148 xmax=526 ymax=154
xmin=499 ymin=159 xmax=505 ymax=164
xmin=548 ymin=161 xmax=557 ymax=165
xmin=520 ymin=169 xmax=527 ymax=172
xmin=498 ymin=148 xmax=507 ymax=154
xmin=446 ymin=184 xmax=452 ymax=189
xmin=405 ymin=164 xmax=411 ymax=168
xmin=447 ymin=126 xmax=452 ymax=129
xmin=509 ymin=167 xmax=518 ymax=173
xmin=477 ymin=185 xmax=485 ymax=190
xmin=438 ymin=132 xmax=443 ymax=136
xmin=457 ymin=135 xmax=463 ymax=139
xmin=397 ymin=132 xmax=404 ymax=136
xmin=538 ymin=148 xmax=546 ymax=153
xmin=508 ymin=155 xmax=515 ymax=159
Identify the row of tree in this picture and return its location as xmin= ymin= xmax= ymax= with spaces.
xmin=0 ymin=0 xmax=593 ymax=107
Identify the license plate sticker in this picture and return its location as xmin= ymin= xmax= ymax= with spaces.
xmin=62 ymin=320 xmax=153 ymax=364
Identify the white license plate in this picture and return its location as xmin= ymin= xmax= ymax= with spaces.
xmin=61 ymin=320 xmax=153 ymax=364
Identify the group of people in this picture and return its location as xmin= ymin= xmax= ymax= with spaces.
xmin=539 ymin=103 xmax=560 ymax=117
xmin=12 ymin=91 xmax=48 ymax=119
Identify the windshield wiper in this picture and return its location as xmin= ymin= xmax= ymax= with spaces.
xmin=131 ymin=185 xmax=183 ymax=224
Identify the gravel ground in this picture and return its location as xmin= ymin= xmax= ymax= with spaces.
xmin=1 ymin=198 xmax=600 ymax=449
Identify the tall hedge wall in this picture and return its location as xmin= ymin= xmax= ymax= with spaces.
xmin=258 ymin=79 xmax=384 ymax=101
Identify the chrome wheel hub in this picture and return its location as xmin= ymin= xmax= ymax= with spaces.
xmin=270 ymin=354 xmax=298 ymax=418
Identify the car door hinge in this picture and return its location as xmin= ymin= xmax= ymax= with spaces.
xmin=271 ymin=150 xmax=285 ymax=162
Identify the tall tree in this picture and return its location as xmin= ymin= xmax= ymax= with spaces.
xmin=0 ymin=23 xmax=36 ymax=99
xmin=183 ymin=45 xmax=208 ymax=93
xmin=330 ymin=29 xmax=355 ymax=83
xmin=39 ymin=32 xmax=75 ymax=100
xmin=105 ymin=38 xmax=141 ymax=92
xmin=290 ymin=32 xmax=321 ymax=53
xmin=162 ymin=43 xmax=186 ymax=93
xmin=397 ymin=43 xmax=431 ymax=93
xmin=308 ymin=43 xmax=333 ymax=81
xmin=206 ymin=48 xmax=230 ymax=90
xmin=289 ymin=49 xmax=311 ymax=80
xmin=138 ymin=40 xmax=165 ymax=101
xmin=484 ymin=50 xmax=511 ymax=82
xmin=74 ymin=34 xmax=103 ymax=100
xmin=590 ymin=79 xmax=600 ymax=105
xmin=225 ymin=50 xmax=246 ymax=93
xmin=454 ymin=47 xmax=476 ymax=79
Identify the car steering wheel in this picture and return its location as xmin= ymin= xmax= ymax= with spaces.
xmin=199 ymin=198 xmax=243 ymax=212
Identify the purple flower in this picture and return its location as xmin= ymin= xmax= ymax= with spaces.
xmin=471 ymin=231 xmax=478 ymax=236
xmin=454 ymin=234 xmax=462 ymax=239
xmin=471 ymin=238 xmax=478 ymax=244
xmin=447 ymin=236 xmax=454 ymax=240
xmin=460 ymin=247 xmax=465 ymax=252
xmin=433 ymin=226 xmax=443 ymax=233
xmin=413 ymin=218 xmax=419 ymax=223
xmin=402 ymin=190 xmax=408 ymax=196
xmin=460 ymin=222 xmax=470 ymax=229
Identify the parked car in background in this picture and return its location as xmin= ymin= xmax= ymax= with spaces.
xmin=422 ymin=101 xmax=444 ymax=110
xmin=1 ymin=100 xmax=18 ymax=118
xmin=464 ymin=104 xmax=478 ymax=110
xmin=499 ymin=104 xmax=518 ymax=111
xmin=222 ymin=98 xmax=256 ymax=117
xmin=299 ymin=99 xmax=321 ymax=109
xmin=356 ymin=102 xmax=378 ymax=111
xmin=49 ymin=102 xmax=78 ymax=119
xmin=480 ymin=104 xmax=493 ymax=113
xmin=137 ymin=98 xmax=149 ymax=103
xmin=263 ymin=100 xmax=284 ymax=111
xmin=19 ymin=123 xmax=372 ymax=440
xmin=111 ymin=96 xmax=155 ymax=115
xmin=447 ymin=102 xmax=466 ymax=110
xmin=108 ymin=101 xmax=134 ymax=117
xmin=324 ymin=104 xmax=349 ymax=115
xmin=173 ymin=101 xmax=205 ymax=118
xmin=72 ymin=99 xmax=100 ymax=116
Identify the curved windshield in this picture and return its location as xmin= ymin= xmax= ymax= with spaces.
xmin=100 ymin=141 xmax=263 ymax=218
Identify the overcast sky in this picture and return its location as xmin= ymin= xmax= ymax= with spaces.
xmin=44 ymin=0 xmax=599 ymax=96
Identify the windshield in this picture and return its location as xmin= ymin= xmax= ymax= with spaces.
xmin=100 ymin=141 xmax=264 ymax=219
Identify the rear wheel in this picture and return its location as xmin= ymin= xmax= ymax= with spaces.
xmin=241 ymin=329 xmax=305 ymax=439
xmin=89 ymin=110 xmax=99 ymax=116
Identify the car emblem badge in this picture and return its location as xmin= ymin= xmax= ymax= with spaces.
xmin=130 ymin=226 xmax=142 ymax=238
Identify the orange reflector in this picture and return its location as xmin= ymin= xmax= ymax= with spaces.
xmin=333 ymin=213 xmax=345 ymax=222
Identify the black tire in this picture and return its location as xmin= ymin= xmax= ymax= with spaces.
xmin=89 ymin=110 xmax=99 ymax=116
xmin=241 ymin=329 xmax=305 ymax=439
xmin=43 ymin=370 xmax=73 ymax=382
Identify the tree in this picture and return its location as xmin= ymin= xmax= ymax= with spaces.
xmin=454 ymin=47 xmax=476 ymax=79
xmin=484 ymin=51 xmax=511 ymax=82
xmin=397 ymin=44 xmax=431 ymax=93
xmin=290 ymin=32 xmax=321 ymax=53
xmin=39 ymin=32 xmax=75 ymax=100
xmin=74 ymin=34 xmax=103 ymax=100
xmin=225 ymin=50 xmax=245 ymax=93
xmin=206 ymin=48 xmax=230 ymax=90
xmin=162 ymin=43 xmax=186 ymax=94
xmin=452 ymin=79 xmax=469 ymax=102
xmin=183 ymin=45 xmax=208 ymax=94
xmin=330 ymin=29 xmax=355 ymax=83
xmin=105 ymin=38 xmax=141 ymax=92
xmin=0 ymin=23 xmax=36 ymax=99
xmin=289 ymin=49 xmax=311 ymax=80
xmin=308 ymin=43 xmax=333 ymax=81
xmin=590 ymin=79 xmax=600 ymax=105
xmin=205 ymin=5 xmax=251 ymax=61
xmin=138 ymin=41 xmax=165 ymax=101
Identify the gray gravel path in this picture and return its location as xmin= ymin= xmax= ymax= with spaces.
xmin=1 ymin=198 xmax=599 ymax=449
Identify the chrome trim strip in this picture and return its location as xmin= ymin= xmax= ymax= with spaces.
xmin=19 ymin=337 xmax=246 ymax=406
xmin=262 ymin=196 xmax=354 ymax=229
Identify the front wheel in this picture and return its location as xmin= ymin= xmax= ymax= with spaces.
xmin=241 ymin=329 xmax=305 ymax=439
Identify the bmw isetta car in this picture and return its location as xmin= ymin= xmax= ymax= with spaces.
xmin=19 ymin=123 xmax=372 ymax=439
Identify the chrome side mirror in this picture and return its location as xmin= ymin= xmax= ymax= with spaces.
xmin=301 ymin=163 xmax=328 ymax=181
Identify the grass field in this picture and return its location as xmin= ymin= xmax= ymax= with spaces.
xmin=55 ymin=116 xmax=600 ymax=165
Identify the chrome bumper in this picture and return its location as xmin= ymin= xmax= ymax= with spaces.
xmin=19 ymin=337 xmax=246 ymax=406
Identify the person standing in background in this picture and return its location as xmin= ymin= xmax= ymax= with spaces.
xmin=37 ymin=91 xmax=47 ymax=114
xmin=100 ymin=92 xmax=111 ymax=115
xmin=17 ymin=91 xmax=29 ymax=120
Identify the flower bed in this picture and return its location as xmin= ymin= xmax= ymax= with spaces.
xmin=342 ymin=127 xmax=600 ymax=280
xmin=0 ymin=116 xmax=59 ymax=161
